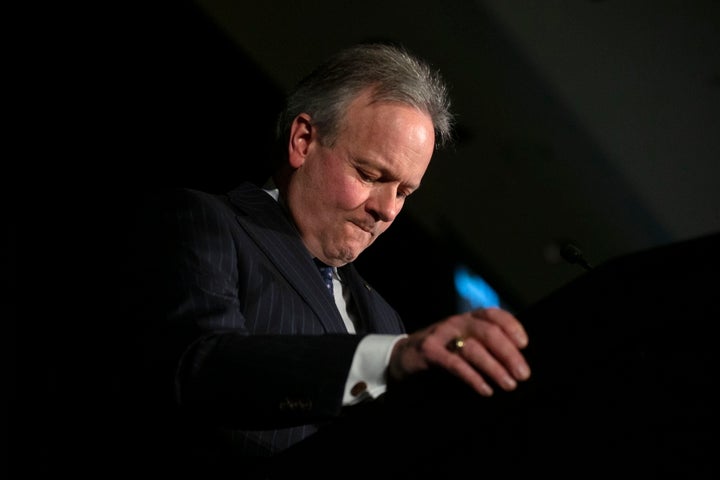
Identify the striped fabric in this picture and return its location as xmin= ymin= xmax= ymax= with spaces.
xmin=129 ymin=182 xmax=405 ymax=462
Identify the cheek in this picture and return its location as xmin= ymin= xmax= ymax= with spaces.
xmin=331 ymin=176 xmax=369 ymax=210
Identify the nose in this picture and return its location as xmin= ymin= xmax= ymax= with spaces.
xmin=368 ymin=184 xmax=400 ymax=222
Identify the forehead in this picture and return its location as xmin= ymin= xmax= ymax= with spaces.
xmin=333 ymin=93 xmax=435 ymax=185
xmin=338 ymin=93 xmax=434 ymax=144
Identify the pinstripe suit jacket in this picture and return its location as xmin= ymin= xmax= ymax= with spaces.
xmin=125 ymin=181 xmax=405 ymax=464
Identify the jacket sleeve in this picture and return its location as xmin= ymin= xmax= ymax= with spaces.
xmin=121 ymin=187 xmax=364 ymax=429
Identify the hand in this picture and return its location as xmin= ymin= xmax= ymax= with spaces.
xmin=387 ymin=307 xmax=531 ymax=396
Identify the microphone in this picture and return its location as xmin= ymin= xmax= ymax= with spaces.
xmin=559 ymin=242 xmax=594 ymax=271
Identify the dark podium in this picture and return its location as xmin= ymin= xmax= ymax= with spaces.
xmin=511 ymin=231 xmax=719 ymax=477
xmin=272 ymin=232 xmax=719 ymax=478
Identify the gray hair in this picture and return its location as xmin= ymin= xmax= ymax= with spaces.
xmin=276 ymin=43 xmax=454 ymax=153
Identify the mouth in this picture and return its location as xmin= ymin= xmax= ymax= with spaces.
xmin=351 ymin=220 xmax=375 ymax=236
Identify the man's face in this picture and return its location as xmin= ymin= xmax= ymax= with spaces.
xmin=285 ymin=90 xmax=435 ymax=266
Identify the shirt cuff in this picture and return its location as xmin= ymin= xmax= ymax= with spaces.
xmin=342 ymin=333 xmax=408 ymax=406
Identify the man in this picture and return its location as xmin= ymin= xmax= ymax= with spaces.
xmin=110 ymin=43 xmax=531 ymax=478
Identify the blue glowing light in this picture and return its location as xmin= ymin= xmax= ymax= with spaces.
xmin=454 ymin=265 xmax=500 ymax=310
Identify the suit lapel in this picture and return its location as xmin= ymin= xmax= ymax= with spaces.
xmin=340 ymin=263 xmax=405 ymax=334
xmin=227 ymin=183 xmax=347 ymax=333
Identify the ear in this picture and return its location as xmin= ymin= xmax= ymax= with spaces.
xmin=288 ymin=113 xmax=314 ymax=168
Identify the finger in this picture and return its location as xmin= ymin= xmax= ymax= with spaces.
xmin=466 ymin=320 xmax=531 ymax=382
xmin=460 ymin=336 xmax=524 ymax=390
xmin=471 ymin=307 xmax=529 ymax=348
xmin=424 ymin=332 xmax=495 ymax=396
xmin=442 ymin=350 xmax=495 ymax=397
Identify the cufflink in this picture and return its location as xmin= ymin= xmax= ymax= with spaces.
xmin=350 ymin=381 xmax=368 ymax=397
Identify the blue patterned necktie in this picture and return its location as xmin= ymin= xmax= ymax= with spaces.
xmin=314 ymin=259 xmax=334 ymax=296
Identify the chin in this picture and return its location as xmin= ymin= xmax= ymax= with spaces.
xmin=337 ymin=245 xmax=364 ymax=264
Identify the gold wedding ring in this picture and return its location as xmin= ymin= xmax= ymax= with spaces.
xmin=446 ymin=336 xmax=465 ymax=353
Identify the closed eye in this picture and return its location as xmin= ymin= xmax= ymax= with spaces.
xmin=357 ymin=168 xmax=377 ymax=183
xmin=355 ymin=164 xmax=417 ymax=199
